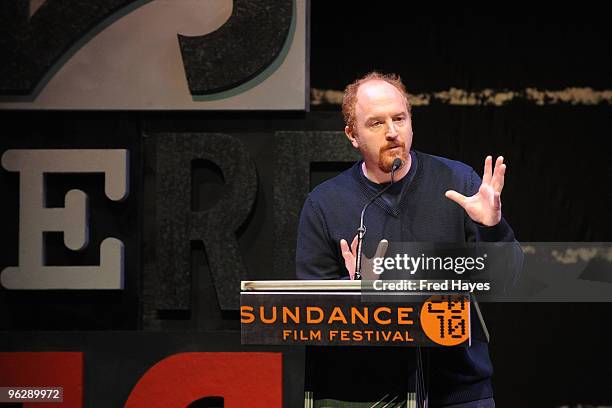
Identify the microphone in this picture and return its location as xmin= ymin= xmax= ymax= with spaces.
xmin=354 ymin=158 xmax=402 ymax=280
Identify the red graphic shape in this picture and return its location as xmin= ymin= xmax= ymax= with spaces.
xmin=125 ymin=352 xmax=282 ymax=408
xmin=0 ymin=351 xmax=83 ymax=407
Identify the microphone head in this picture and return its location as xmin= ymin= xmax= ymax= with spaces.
xmin=392 ymin=158 xmax=402 ymax=171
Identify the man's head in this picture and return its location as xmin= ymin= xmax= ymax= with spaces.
xmin=342 ymin=72 xmax=413 ymax=175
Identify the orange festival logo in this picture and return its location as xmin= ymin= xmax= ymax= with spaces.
xmin=420 ymin=295 xmax=470 ymax=346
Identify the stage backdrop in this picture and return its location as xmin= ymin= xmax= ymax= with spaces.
xmin=1 ymin=2 xmax=611 ymax=407
xmin=0 ymin=0 xmax=308 ymax=110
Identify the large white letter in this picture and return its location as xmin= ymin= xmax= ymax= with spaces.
xmin=0 ymin=149 xmax=128 ymax=289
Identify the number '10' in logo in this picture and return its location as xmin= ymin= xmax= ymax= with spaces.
xmin=420 ymin=295 xmax=469 ymax=346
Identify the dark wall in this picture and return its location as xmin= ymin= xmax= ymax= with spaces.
xmin=310 ymin=3 xmax=610 ymax=91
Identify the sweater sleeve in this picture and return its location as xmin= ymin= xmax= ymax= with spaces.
xmin=295 ymin=196 xmax=347 ymax=280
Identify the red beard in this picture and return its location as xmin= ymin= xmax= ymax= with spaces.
xmin=378 ymin=141 xmax=406 ymax=173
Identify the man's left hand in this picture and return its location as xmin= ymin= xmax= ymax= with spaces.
xmin=445 ymin=155 xmax=506 ymax=226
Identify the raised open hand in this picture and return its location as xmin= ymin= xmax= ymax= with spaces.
xmin=445 ymin=156 xmax=506 ymax=226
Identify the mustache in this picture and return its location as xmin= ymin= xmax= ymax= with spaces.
xmin=380 ymin=141 xmax=406 ymax=152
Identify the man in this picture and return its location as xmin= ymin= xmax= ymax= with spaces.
xmin=296 ymin=72 xmax=520 ymax=407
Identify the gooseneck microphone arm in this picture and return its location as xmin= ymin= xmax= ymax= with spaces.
xmin=354 ymin=158 xmax=402 ymax=280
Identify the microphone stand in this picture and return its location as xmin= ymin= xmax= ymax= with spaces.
xmin=354 ymin=159 xmax=401 ymax=280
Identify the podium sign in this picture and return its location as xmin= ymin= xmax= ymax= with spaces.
xmin=240 ymin=281 xmax=471 ymax=347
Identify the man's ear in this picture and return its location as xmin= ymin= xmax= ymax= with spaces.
xmin=345 ymin=126 xmax=359 ymax=149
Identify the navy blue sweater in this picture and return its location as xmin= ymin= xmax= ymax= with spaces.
xmin=296 ymin=150 xmax=520 ymax=405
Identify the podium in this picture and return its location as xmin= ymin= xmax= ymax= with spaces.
xmin=241 ymin=280 xmax=489 ymax=407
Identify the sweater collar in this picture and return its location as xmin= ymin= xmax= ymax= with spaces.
xmin=353 ymin=150 xmax=419 ymax=217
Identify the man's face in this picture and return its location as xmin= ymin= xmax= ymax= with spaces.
xmin=346 ymin=80 xmax=412 ymax=173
